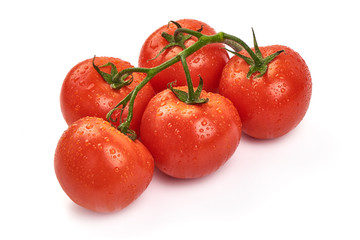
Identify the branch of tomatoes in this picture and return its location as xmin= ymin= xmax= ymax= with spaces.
xmin=56 ymin=19 xmax=312 ymax=212
xmin=94 ymin=23 xmax=284 ymax=140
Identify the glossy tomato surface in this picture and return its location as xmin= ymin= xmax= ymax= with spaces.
xmin=138 ymin=19 xmax=229 ymax=93
xmin=140 ymin=87 xmax=242 ymax=179
xmin=60 ymin=57 xmax=155 ymax=135
xmin=54 ymin=117 xmax=154 ymax=212
xmin=219 ymin=45 xmax=312 ymax=139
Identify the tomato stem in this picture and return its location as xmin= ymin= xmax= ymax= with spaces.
xmin=180 ymin=55 xmax=195 ymax=101
xmin=99 ymin=26 xmax=283 ymax=139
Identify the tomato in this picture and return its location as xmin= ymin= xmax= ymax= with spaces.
xmin=140 ymin=87 xmax=242 ymax=179
xmin=219 ymin=45 xmax=312 ymax=139
xmin=54 ymin=117 xmax=154 ymax=212
xmin=60 ymin=57 xmax=155 ymax=135
xmin=138 ymin=19 xmax=229 ymax=93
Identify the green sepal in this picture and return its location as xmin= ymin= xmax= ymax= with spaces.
xmin=167 ymin=77 xmax=209 ymax=105
xmin=223 ymin=29 xmax=284 ymax=79
xmin=118 ymin=122 xmax=137 ymax=140
xmin=224 ymin=48 xmax=254 ymax=65
xmin=148 ymin=21 xmax=203 ymax=62
xmin=252 ymin=28 xmax=263 ymax=59
xmin=92 ymin=56 xmax=133 ymax=89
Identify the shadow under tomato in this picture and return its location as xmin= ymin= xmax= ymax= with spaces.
xmin=151 ymin=165 xmax=221 ymax=187
xmin=240 ymin=123 xmax=304 ymax=146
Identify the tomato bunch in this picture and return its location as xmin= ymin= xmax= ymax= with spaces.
xmin=54 ymin=19 xmax=312 ymax=213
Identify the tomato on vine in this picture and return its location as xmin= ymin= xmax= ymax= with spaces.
xmin=140 ymin=87 xmax=242 ymax=179
xmin=54 ymin=117 xmax=154 ymax=213
xmin=54 ymin=21 xmax=312 ymax=213
xmin=219 ymin=30 xmax=312 ymax=139
xmin=138 ymin=19 xmax=229 ymax=93
xmin=60 ymin=56 xmax=155 ymax=136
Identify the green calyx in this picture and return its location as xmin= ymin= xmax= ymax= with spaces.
xmin=225 ymin=29 xmax=284 ymax=79
xmin=92 ymin=56 xmax=133 ymax=89
xmin=167 ymin=52 xmax=208 ymax=105
xmin=168 ymin=76 xmax=208 ymax=105
xmin=148 ymin=21 xmax=203 ymax=61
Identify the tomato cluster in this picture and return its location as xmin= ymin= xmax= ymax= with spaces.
xmin=54 ymin=19 xmax=312 ymax=213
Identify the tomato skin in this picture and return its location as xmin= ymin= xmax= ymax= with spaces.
xmin=140 ymin=87 xmax=242 ymax=179
xmin=138 ymin=19 xmax=229 ymax=93
xmin=54 ymin=117 xmax=154 ymax=213
xmin=219 ymin=45 xmax=312 ymax=139
xmin=60 ymin=57 xmax=155 ymax=135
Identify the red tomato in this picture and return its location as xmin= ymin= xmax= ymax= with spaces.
xmin=140 ymin=87 xmax=242 ymax=179
xmin=60 ymin=57 xmax=155 ymax=135
xmin=54 ymin=117 xmax=154 ymax=213
xmin=219 ymin=45 xmax=312 ymax=139
xmin=138 ymin=19 xmax=229 ymax=93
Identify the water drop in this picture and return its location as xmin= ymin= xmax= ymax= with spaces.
xmin=149 ymin=40 xmax=158 ymax=50
xmin=87 ymin=83 xmax=95 ymax=90
xmin=193 ymin=57 xmax=200 ymax=64
xmin=174 ymin=128 xmax=180 ymax=135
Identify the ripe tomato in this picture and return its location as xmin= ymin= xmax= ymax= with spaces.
xmin=60 ymin=57 xmax=155 ymax=135
xmin=54 ymin=117 xmax=154 ymax=213
xmin=219 ymin=45 xmax=312 ymax=139
xmin=140 ymin=87 xmax=242 ymax=179
xmin=138 ymin=19 xmax=229 ymax=93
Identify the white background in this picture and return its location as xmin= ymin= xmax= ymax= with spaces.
xmin=1 ymin=0 xmax=359 ymax=239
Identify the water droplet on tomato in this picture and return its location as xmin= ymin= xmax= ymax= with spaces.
xmin=104 ymin=137 xmax=110 ymax=142
xmin=86 ymin=124 xmax=93 ymax=129
xmin=114 ymin=167 xmax=120 ymax=173
xmin=234 ymin=61 xmax=242 ymax=73
xmin=87 ymin=83 xmax=95 ymax=90
xmin=201 ymin=120 xmax=207 ymax=126
xmin=149 ymin=40 xmax=158 ymax=50
xmin=110 ymin=148 xmax=116 ymax=154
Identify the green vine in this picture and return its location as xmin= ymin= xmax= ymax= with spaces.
xmin=94 ymin=22 xmax=284 ymax=140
